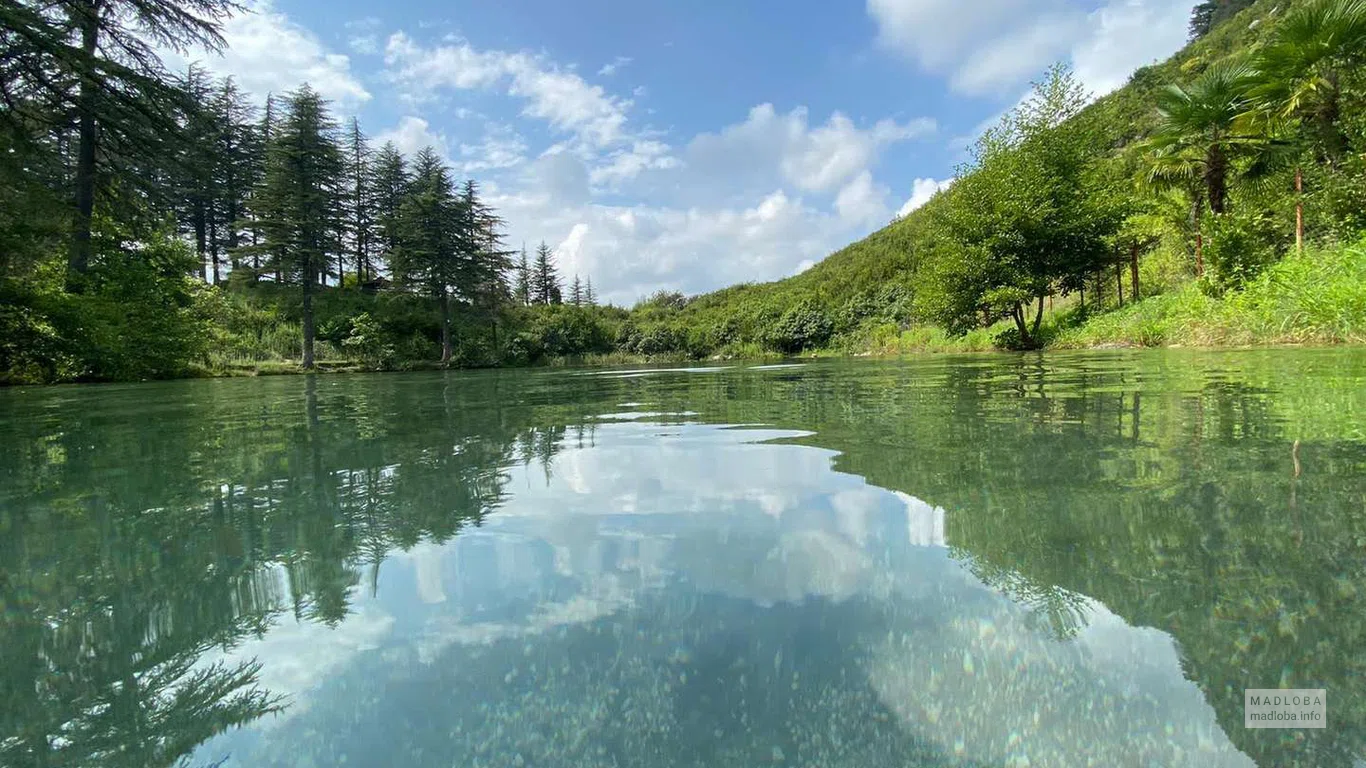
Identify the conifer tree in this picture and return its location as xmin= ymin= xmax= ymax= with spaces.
xmin=370 ymin=141 xmax=409 ymax=281
xmin=392 ymin=146 xmax=462 ymax=362
xmin=256 ymin=85 xmax=345 ymax=369
xmin=0 ymin=0 xmax=242 ymax=285
xmin=212 ymin=77 xmax=259 ymax=275
xmin=569 ymin=275 xmax=583 ymax=306
xmin=515 ymin=246 xmax=532 ymax=306
xmin=343 ymin=118 xmax=376 ymax=285
xmin=584 ymin=276 xmax=597 ymax=307
xmin=531 ymin=241 xmax=560 ymax=305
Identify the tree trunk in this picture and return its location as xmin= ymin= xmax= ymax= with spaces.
xmin=67 ymin=0 xmax=102 ymax=288
xmin=1294 ymin=165 xmax=1304 ymax=255
xmin=1115 ymin=261 xmax=1123 ymax=308
xmin=1012 ymin=303 xmax=1032 ymax=348
xmin=1206 ymin=144 xmax=1228 ymax=215
xmin=1031 ymin=293 xmax=1044 ymax=338
xmin=301 ymin=277 xmax=316 ymax=369
xmin=1130 ymin=242 xmax=1140 ymax=302
xmin=1192 ymin=195 xmax=1204 ymax=277
xmin=439 ymin=290 xmax=453 ymax=363
xmin=209 ymin=216 xmax=220 ymax=284
xmin=194 ymin=204 xmax=207 ymax=281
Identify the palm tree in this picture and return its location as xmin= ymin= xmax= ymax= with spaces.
xmin=1247 ymin=0 xmax=1366 ymax=250
xmin=1249 ymin=0 xmax=1366 ymax=163
xmin=1147 ymin=62 xmax=1262 ymax=217
xmin=1141 ymin=150 xmax=1209 ymax=275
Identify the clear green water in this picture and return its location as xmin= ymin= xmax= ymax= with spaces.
xmin=2 ymin=350 xmax=1365 ymax=767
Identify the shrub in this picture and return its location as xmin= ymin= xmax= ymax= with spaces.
xmin=1203 ymin=210 xmax=1283 ymax=293
xmin=764 ymin=302 xmax=834 ymax=354
xmin=341 ymin=312 xmax=395 ymax=369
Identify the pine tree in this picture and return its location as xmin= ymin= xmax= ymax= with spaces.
xmin=457 ymin=179 xmax=514 ymax=349
xmin=584 ymin=276 xmax=597 ymax=307
xmin=343 ymin=118 xmax=376 ymax=286
xmin=239 ymin=93 xmax=277 ymax=274
xmin=0 ymin=0 xmax=240 ymax=286
xmin=370 ymin=141 xmax=409 ymax=281
xmin=392 ymin=146 xmax=462 ymax=362
xmin=256 ymin=85 xmax=345 ymax=369
xmin=176 ymin=65 xmax=218 ymax=283
xmin=212 ymin=77 xmax=259 ymax=276
xmin=531 ymin=241 xmax=560 ymax=305
xmin=569 ymin=275 xmax=583 ymax=306
xmin=458 ymin=179 xmax=513 ymax=307
xmin=515 ymin=246 xmax=532 ymax=306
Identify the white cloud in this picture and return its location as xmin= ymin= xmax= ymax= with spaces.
xmin=376 ymin=31 xmax=937 ymax=306
xmin=458 ymin=126 xmax=529 ymax=173
xmin=348 ymin=34 xmax=379 ymax=55
xmin=1072 ymin=0 xmax=1199 ymax=95
xmin=165 ymin=0 xmax=370 ymax=107
xmin=835 ymin=171 xmax=890 ymax=226
xmin=589 ymin=140 xmax=679 ymax=187
xmin=597 ymin=56 xmax=633 ymax=77
xmin=683 ymin=104 xmax=934 ymax=201
xmin=868 ymin=0 xmax=1199 ymax=96
xmin=384 ymin=33 xmax=633 ymax=148
xmin=374 ymin=116 xmax=452 ymax=162
xmin=950 ymin=14 xmax=1087 ymax=94
xmin=896 ymin=177 xmax=953 ymax=218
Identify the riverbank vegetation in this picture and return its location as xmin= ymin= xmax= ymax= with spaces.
xmin=2 ymin=0 xmax=1365 ymax=384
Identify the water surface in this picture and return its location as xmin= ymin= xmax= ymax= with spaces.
xmin=2 ymin=350 xmax=1364 ymax=767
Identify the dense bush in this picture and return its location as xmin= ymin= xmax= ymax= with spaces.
xmin=1203 ymin=210 xmax=1284 ymax=293
xmin=763 ymin=302 xmax=834 ymax=354
xmin=1 ymin=232 xmax=211 ymax=384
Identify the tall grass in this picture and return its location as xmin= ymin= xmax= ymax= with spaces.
xmin=1053 ymin=240 xmax=1366 ymax=348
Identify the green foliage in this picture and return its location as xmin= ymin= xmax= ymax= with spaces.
xmin=1055 ymin=238 xmax=1366 ymax=346
xmin=341 ymin=312 xmax=395 ymax=369
xmin=1 ymin=230 xmax=211 ymax=384
xmin=764 ymin=302 xmax=834 ymax=354
xmin=1202 ymin=209 xmax=1284 ymax=291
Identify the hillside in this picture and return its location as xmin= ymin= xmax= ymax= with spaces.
xmin=628 ymin=0 xmax=1303 ymax=350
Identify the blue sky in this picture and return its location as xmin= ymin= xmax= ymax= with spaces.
xmin=172 ymin=0 xmax=1199 ymax=305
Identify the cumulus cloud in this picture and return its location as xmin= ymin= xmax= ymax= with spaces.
xmin=680 ymin=104 xmax=934 ymax=204
xmin=868 ymin=0 xmax=1198 ymax=96
xmin=835 ymin=171 xmax=891 ymax=226
xmin=384 ymin=33 xmax=634 ymax=149
xmin=458 ymin=126 xmax=529 ymax=174
xmin=163 ymin=0 xmax=370 ymax=107
xmin=487 ymin=188 xmax=862 ymax=308
xmin=374 ymin=116 xmax=452 ymax=162
xmin=1072 ymin=0 xmax=1199 ymax=94
xmin=896 ymin=177 xmax=953 ymax=218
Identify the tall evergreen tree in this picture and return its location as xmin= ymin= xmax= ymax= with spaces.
xmin=392 ymin=146 xmax=462 ymax=362
xmin=175 ymin=65 xmax=218 ymax=282
xmin=569 ymin=275 xmax=583 ymax=306
xmin=256 ymin=85 xmax=345 ymax=369
xmin=531 ymin=241 xmax=560 ymax=305
xmin=212 ymin=77 xmax=259 ymax=275
xmin=343 ymin=118 xmax=376 ymax=285
xmin=457 ymin=179 xmax=514 ymax=352
xmin=515 ymin=245 xmax=532 ymax=305
xmin=370 ymin=141 xmax=409 ymax=281
xmin=584 ymin=276 xmax=597 ymax=307
xmin=0 ymin=0 xmax=242 ymax=286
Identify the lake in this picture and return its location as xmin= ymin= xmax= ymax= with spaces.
xmin=2 ymin=350 xmax=1364 ymax=767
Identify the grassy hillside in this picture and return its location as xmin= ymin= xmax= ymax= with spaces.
xmin=614 ymin=0 xmax=1366 ymax=358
